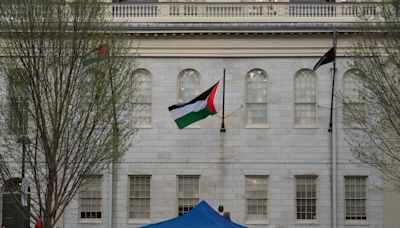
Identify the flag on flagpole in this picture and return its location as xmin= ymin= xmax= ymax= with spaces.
xmin=313 ymin=47 xmax=335 ymax=71
xmin=83 ymin=44 xmax=107 ymax=66
xmin=168 ymin=81 xmax=220 ymax=129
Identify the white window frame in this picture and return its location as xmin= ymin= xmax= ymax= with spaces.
xmin=177 ymin=69 xmax=201 ymax=128
xmin=133 ymin=69 xmax=152 ymax=128
xmin=295 ymin=175 xmax=318 ymax=224
xmin=79 ymin=175 xmax=102 ymax=223
xmin=245 ymin=175 xmax=268 ymax=224
xmin=177 ymin=69 xmax=200 ymax=104
xmin=7 ymin=69 xmax=29 ymax=136
xmin=342 ymin=69 xmax=366 ymax=129
xmin=294 ymin=69 xmax=318 ymax=128
xmin=245 ymin=69 xmax=268 ymax=128
xmin=128 ymin=175 xmax=151 ymax=222
xmin=344 ymin=176 xmax=368 ymax=225
xmin=177 ymin=175 xmax=200 ymax=216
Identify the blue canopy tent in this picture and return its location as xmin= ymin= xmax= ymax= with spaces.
xmin=141 ymin=201 xmax=246 ymax=228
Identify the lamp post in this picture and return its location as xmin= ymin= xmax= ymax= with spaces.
xmin=17 ymin=135 xmax=29 ymax=179
xmin=17 ymin=135 xmax=29 ymax=228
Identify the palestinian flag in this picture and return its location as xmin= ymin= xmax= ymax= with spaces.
xmin=313 ymin=47 xmax=335 ymax=71
xmin=168 ymin=81 xmax=220 ymax=129
xmin=83 ymin=44 xmax=107 ymax=66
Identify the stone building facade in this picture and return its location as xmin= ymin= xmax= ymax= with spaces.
xmin=63 ymin=1 xmax=386 ymax=227
xmin=3 ymin=0 xmax=390 ymax=228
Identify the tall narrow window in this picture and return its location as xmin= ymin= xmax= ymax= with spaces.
xmin=129 ymin=175 xmax=151 ymax=219
xmin=133 ymin=69 xmax=152 ymax=127
xmin=178 ymin=69 xmax=200 ymax=104
xmin=294 ymin=70 xmax=317 ymax=127
xmin=245 ymin=176 xmax=268 ymax=221
xmin=177 ymin=175 xmax=199 ymax=216
xmin=80 ymin=176 xmax=102 ymax=219
xmin=343 ymin=69 xmax=365 ymax=128
xmin=295 ymin=176 xmax=317 ymax=221
xmin=246 ymin=69 xmax=268 ymax=126
xmin=345 ymin=176 xmax=367 ymax=221
xmin=7 ymin=70 xmax=28 ymax=136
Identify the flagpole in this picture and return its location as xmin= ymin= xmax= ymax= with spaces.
xmin=220 ymin=69 xmax=226 ymax=133
xmin=329 ymin=29 xmax=337 ymax=133
xmin=329 ymin=27 xmax=337 ymax=228
xmin=219 ymin=69 xmax=226 ymax=206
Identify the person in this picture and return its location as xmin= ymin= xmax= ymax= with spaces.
xmin=218 ymin=205 xmax=224 ymax=216
xmin=34 ymin=217 xmax=43 ymax=228
xmin=218 ymin=205 xmax=231 ymax=221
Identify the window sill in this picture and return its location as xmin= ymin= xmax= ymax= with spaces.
xmin=245 ymin=220 xmax=269 ymax=225
xmin=127 ymin=219 xmax=151 ymax=224
xmin=245 ymin=124 xmax=269 ymax=129
xmin=295 ymin=219 xmax=319 ymax=225
xmin=344 ymin=220 xmax=368 ymax=226
xmin=79 ymin=219 xmax=102 ymax=224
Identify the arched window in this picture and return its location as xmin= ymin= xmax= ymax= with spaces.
xmin=294 ymin=69 xmax=317 ymax=127
xmin=246 ymin=69 xmax=268 ymax=126
xmin=7 ymin=69 xmax=28 ymax=136
xmin=343 ymin=69 xmax=365 ymax=128
xmin=178 ymin=69 xmax=200 ymax=104
xmin=133 ymin=69 xmax=152 ymax=127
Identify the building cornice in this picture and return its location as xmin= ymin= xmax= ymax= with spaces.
xmin=109 ymin=22 xmax=363 ymax=34
xmin=127 ymin=32 xmax=357 ymax=57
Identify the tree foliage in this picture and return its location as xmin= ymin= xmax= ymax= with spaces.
xmin=0 ymin=0 xmax=138 ymax=227
xmin=345 ymin=0 xmax=400 ymax=190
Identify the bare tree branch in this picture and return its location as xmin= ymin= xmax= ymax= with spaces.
xmin=0 ymin=1 xmax=139 ymax=227
xmin=345 ymin=0 xmax=400 ymax=191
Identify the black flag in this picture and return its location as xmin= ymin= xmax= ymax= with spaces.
xmin=313 ymin=47 xmax=335 ymax=71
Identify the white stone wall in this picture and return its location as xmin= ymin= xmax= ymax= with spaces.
xmin=63 ymin=57 xmax=384 ymax=228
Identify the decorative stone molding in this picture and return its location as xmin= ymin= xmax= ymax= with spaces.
xmin=109 ymin=2 xmax=380 ymax=23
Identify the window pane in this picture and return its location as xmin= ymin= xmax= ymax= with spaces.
xmin=177 ymin=176 xmax=199 ymax=216
xmin=246 ymin=176 xmax=268 ymax=221
xmin=247 ymin=70 xmax=267 ymax=103
xmin=345 ymin=176 xmax=367 ymax=221
xmin=178 ymin=70 xmax=200 ymax=103
xmin=342 ymin=69 xmax=365 ymax=128
xmin=296 ymin=176 xmax=317 ymax=220
xmin=133 ymin=70 xmax=152 ymax=126
xmin=295 ymin=104 xmax=316 ymax=125
xmin=343 ymin=69 xmax=363 ymax=102
xmin=136 ymin=104 xmax=151 ymax=126
xmin=7 ymin=70 xmax=29 ymax=136
xmin=133 ymin=70 xmax=152 ymax=101
xmin=343 ymin=103 xmax=366 ymax=128
xmin=129 ymin=176 xmax=151 ymax=219
xmin=80 ymin=176 xmax=102 ymax=219
xmin=247 ymin=104 xmax=267 ymax=125
xmin=246 ymin=70 xmax=268 ymax=125
xmin=294 ymin=70 xmax=317 ymax=126
xmin=295 ymin=71 xmax=316 ymax=103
